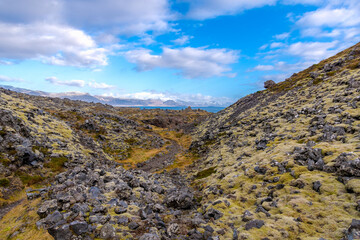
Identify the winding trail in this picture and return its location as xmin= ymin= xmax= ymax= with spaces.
xmin=0 ymin=199 xmax=24 ymax=221
xmin=136 ymin=138 xmax=181 ymax=172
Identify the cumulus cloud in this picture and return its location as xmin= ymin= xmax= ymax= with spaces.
xmin=274 ymin=32 xmax=290 ymax=40
xmin=0 ymin=0 xmax=177 ymax=68
xmin=64 ymin=0 xmax=173 ymax=35
xmin=46 ymin=77 xmax=117 ymax=89
xmin=0 ymin=22 xmax=108 ymax=67
xmin=182 ymin=0 xmax=277 ymax=20
xmin=252 ymin=65 xmax=275 ymax=71
xmin=297 ymin=7 xmax=360 ymax=28
xmin=252 ymin=61 xmax=315 ymax=72
xmin=259 ymin=44 xmax=269 ymax=50
xmin=0 ymin=0 xmax=62 ymax=24
xmin=172 ymin=35 xmax=193 ymax=45
xmin=294 ymin=1 xmax=360 ymax=41
xmin=45 ymin=77 xmax=85 ymax=87
xmin=0 ymin=0 xmax=173 ymax=35
xmin=125 ymin=47 xmax=239 ymax=78
xmin=270 ymin=42 xmax=285 ymax=49
xmin=257 ymin=0 xmax=360 ymax=78
xmin=282 ymin=0 xmax=323 ymax=5
xmin=0 ymin=75 xmax=23 ymax=82
xmin=0 ymin=60 xmax=13 ymax=65
xmin=88 ymin=81 xmax=116 ymax=89
xmin=287 ymin=41 xmax=339 ymax=61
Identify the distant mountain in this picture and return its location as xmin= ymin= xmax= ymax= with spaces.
xmin=0 ymin=85 xmax=225 ymax=107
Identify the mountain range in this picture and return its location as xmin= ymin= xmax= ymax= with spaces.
xmin=0 ymin=85 xmax=226 ymax=108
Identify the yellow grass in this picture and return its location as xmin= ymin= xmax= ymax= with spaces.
xmin=0 ymin=191 xmax=52 ymax=240
xmin=119 ymin=146 xmax=166 ymax=169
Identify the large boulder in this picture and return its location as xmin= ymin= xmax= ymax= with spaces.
xmin=264 ymin=80 xmax=276 ymax=89
xmin=99 ymin=223 xmax=116 ymax=239
xmin=165 ymin=188 xmax=195 ymax=209
xmin=37 ymin=199 xmax=58 ymax=218
xmin=245 ymin=219 xmax=265 ymax=230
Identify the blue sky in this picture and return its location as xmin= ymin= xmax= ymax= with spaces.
xmin=0 ymin=0 xmax=359 ymax=106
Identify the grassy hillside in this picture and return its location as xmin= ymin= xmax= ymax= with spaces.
xmin=189 ymin=43 xmax=360 ymax=239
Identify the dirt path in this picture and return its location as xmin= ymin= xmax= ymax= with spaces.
xmin=0 ymin=199 xmax=24 ymax=221
xmin=136 ymin=139 xmax=181 ymax=172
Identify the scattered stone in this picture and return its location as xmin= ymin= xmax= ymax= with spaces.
xmin=128 ymin=221 xmax=140 ymax=230
xmin=99 ymin=223 xmax=116 ymax=240
xmin=313 ymin=181 xmax=321 ymax=193
xmin=204 ymin=208 xmax=223 ymax=220
xmin=245 ymin=220 xmax=265 ymax=230
xmin=37 ymin=199 xmax=58 ymax=218
xmin=69 ymin=221 xmax=88 ymax=235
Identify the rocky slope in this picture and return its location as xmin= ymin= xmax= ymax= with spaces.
xmin=0 ymin=89 xmax=210 ymax=239
xmin=1 ymin=42 xmax=360 ymax=240
xmin=189 ymin=43 xmax=360 ymax=239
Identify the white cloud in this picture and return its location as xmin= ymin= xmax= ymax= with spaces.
xmin=88 ymin=81 xmax=116 ymax=89
xmin=252 ymin=61 xmax=315 ymax=72
xmin=172 ymin=35 xmax=193 ymax=45
xmin=287 ymin=41 xmax=339 ymax=61
xmin=182 ymin=0 xmax=277 ymax=20
xmin=125 ymin=47 xmax=239 ymax=78
xmin=0 ymin=0 xmax=173 ymax=36
xmin=282 ymin=0 xmax=323 ymax=5
xmin=64 ymin=0 xmax=173 ymax=35
xmin=0 ymin=22 xmax=108 ymax=67
xmin=46 ymin=77 xmax=117 ymax=89
xmin=252 ymin=65 xmax=275 ymax=71
xmin=301 ymin=28 xmax=341 ymax=38
xmin=297 ymin=7 xmax=360 ymax=28
xmin=274 ymin=32 xmax=290 ymax=40
xmin=260 ymin=73 xmax=291 ymax=83
xmin=270 ymin=42 xmax=285 ymax=49
xmin=0 ymin=0 xmax=176 ymax=67
xmin=0 ymin=0 xmax=62 ymax=24
xmin=259 ymin=44 xmax=268 ymax=50
xmin=45 ymin=77 xmax=85 ymax=87
xmin=105 ymin=90 xmax=234 ymax=106
xmin=0 ymin=75 xmax=23 ymax=82
xmin=0 ymin=60 xmax=13 ymax=65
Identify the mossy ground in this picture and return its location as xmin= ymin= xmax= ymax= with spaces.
xmin=0 ymin=191 xmax=52 ymax=240
xmin=189 ymin=43 xmax=360 ymax=239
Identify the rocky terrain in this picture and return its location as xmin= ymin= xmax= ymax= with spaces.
xmin=1 ymin=42 xmax=360 ymax=239
xmin=189 ymin=43 xmax=360 ymax=239
xmin=0 ymin=89 xmax=210 ymax=239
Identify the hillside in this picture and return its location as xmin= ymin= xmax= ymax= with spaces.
xmin=0 ymin=90 xmax=210 ymax=239
xmin=189 ymin=43 xmax=360 ymax=239
xmin=0 ymin=42 xmax=360 ymax=240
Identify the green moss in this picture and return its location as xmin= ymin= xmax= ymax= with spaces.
xmin=0 ymin=178 xmax=10 ymax=187
xmin=195 ymin=167 xmax=217 ymax=179
xmin=15 ymin=172 xmax=45 ymax=186
xmin=327 ymin=71 xmax=337 ymax=76
xmin=44 ymin=156 xmax=68 ymax=172
xmin=313 ymin=77 xmax=323 ymax=85
xmin=346 ymin=179 xmax=360 ymax=194
xmin=32 ymin=146 xmax=49 ymax=155
xmin=124 ymin=138 xmax=137 ymax=145
xmin=347 ymin=59 xmax=360 ymax=70
xmin=0 ymin=158 xmax=11 ymax=167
